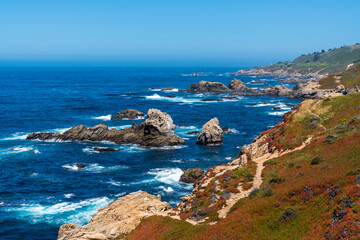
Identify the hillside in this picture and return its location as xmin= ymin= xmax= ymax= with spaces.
xmin=125 ymin=93 xmax=360 ymax=239
xmin=237 ymin=44 xmax=360 ymax=78
xmin=319 ymin=63 xmax=360 ymax=90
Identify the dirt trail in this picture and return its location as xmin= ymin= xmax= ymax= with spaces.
xmin=218 ymin=136 xmax=313 ymax=219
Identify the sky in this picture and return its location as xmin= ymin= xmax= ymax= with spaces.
xmin=0 ymin=0 xmax=360 ymax=67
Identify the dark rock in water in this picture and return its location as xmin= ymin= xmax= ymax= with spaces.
xmin=263 ymin=101 xmax=269 ymax=104
xmin=165 ymin=95 xmax=176 ymax=98
xmin=93 ymin=147 xmax=118 ymax=153
xmin=272 ymin=106 xmax=281 ymax=110
xmin=196 ymin=118 xmax=223 ymax=145
xmin=186 ymin=131 xmax=200 ymax=135
xmin=221 ymin=96 xmax=239 ymax=100
xmin=250 ymin=80 xmax=265 ymax=84
xmin=27 ymin=109 xmax=185 ymax=148
xmin=201 ymin=98 xmax=223 ymax=102
xmin=111 ymin=109 xmax=144 ymax=120
xmin=162 ymin=87 xmax=174 ymax=91
xmin=186 ymin=81 xmax=230 ymax=93
xmin=76 ymin=163 xmax=85 ymax=169
xmin=285 ymin=103 xmax=296 ymax=108
xmin=221 ymin=126 xmax=236 ymax=134
xmin=179 ymin=167 xmax=205 ymax=183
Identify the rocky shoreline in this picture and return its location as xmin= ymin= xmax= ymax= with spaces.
xmin=184 ymin=79 xmax=359 ymax=99
xmin=27 ymin=109 xmax=184 ymax=148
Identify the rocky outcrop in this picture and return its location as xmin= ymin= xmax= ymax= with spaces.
xmin=196 ymin=118 xmax=223 ymax=145
xmin=179 ymin=167 xmax=205 ymax=183
xmin=231 ymin=134 xmax=270 ymax=165
xmin=58 ymin=191 xmax=171 ymax=240
xmin=291 ymin=81 xmax=347 ymax=99
xmin=111 ymin=109 xmax=144 ymax=120
xmin=186 ymin=81 xmax=230 ymax=93
xmin=261 ymin=85 xmax=293 ymax=96
xmin=228 ymin=79 xmax=258 ymax=95
xmin=27 ymin=109 xmax=184 ymax=148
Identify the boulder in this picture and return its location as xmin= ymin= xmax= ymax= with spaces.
xmin=261 ymin=85 xmax=293 ymax=96
xmin=27 ymin=109 xmax=184 ymax=148
xmin=186 ymin=81 xmax=230 ymax=93
xmin=179 ymin=167 xmax=205 ymax=183
xmin=196 ymin=118 xmax=223 ymax=145
xmin=93 ymin=147 xmax=118 ymax=153
xmin=58 ymin=191 xmax=171 ymax=240
xmin=111 ymin=109 xmax=144 ymax=120
xmin=228 ymin=79 xmax=258 ymax=94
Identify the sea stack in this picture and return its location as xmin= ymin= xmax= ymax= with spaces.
xmin=196 ymin=117 xmax=223 ymax=145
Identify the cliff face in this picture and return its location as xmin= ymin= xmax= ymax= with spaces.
xmin=126 ymin=93 xmax=360 ymax=240
xmin=58 ymin=191 xmax=171 ymax=240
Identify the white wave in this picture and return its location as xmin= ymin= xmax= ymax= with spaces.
xmin=227 ymin=128 xmax=239 ymax=134
xmin=246 ymin=103 xmax=273 ymax=107
xmin=145 ymin=94 xmax=197 ymax=104
xmin=149 ymin=88 xmax=161 ymax=91
xmin=110 ymin=125 xmax=132 ymax=130
xmin=62 ymin=163 xmax=128 ymax=173
xmin=2 ymin=133 xmax=28 ymax=141
xmin=158 ymin=186 xmax=174 ymax=193
xmin=148 ymin=168 xmax=183 ymax=185
xmin=120 ymin=116 xmax=145 ymax=120
xmin=5 ymin=197 xmax=110 ymax=225
xmin=149 ymin=145 xmax=188 ymax=150
xmin=48 ymin=127 xmax=71 ymax=134
xmin=9 ymin=146 xmax=33 ymax=153
xmin=34 ymin=149 xmax=41 ymax=154
xmin=194 ymin=93 xmax=204 ymax=97
xmin=115 ymin=192 xmax=127 ymax=197
xmin=107 ymin=179 xmax=128 ymax=187
xmin=163 ymin=88 xmax=179 ymax=92
xmin=176 ymin=125 xmax=196 ymax=129
xmin=225 ymin=157 xmax=232 ymax=160
xmin=268 ymin=111 xmax=288 ymax=116
xmin=29 ymin=173 xmax=39 ymax=177
xmin=93 ymin=115 xmax=111 ymax=121
xmin=64 ymin=193 xmax=75 ymax=199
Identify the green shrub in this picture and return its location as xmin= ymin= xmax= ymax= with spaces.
xmin=310 ymin=155 xmax=324 ymax=165
xmin=262 ymin=188 xmax=274 ymax=197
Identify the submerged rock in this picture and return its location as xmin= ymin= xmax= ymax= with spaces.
xmin=93 ymin=147 xmax=118 ymax=153
xmin=196 ymin=118 xmax=223 ymax=145
xmin=58 ymin=191 xmax=171 ymax=240
xmin=27 ymin=109 xmax=184 ymax=148
xmin=76 ymin=163 xmax=85 ymax=169
xmin=179 ymin=167 xmax=205 ymax=183
xmin=111 ymin=109 xmax=144 ymax=120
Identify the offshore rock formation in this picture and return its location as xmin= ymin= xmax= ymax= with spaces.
xmin=179 ymin=167 xmax=205 ymax=183
xmin=228 ymin=79 xmax=259 ymax=95
xmin=27 ymin=109 xmax=184 ymax=148
xmin=110 ymin=109 xmax=144 ymax=120
xmin=58 ymin=191 xmax=171 ymax=240
xmin=196 ymin=118 xmax=223 ymax=145
xmin=186 ymin=80 xmax=230 ymax=92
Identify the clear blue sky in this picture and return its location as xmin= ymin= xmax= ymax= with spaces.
xmin=1 ymin=0 xmax=359 ymax=67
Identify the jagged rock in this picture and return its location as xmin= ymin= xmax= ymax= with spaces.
xmin=261 ymin=85 xmax=293 ymax=96
xmin=186 ymin=81 xmax=230 ymax=92
xmin=201 ymin=98 xmax=223 ymax=102
xmin=179 ymin=167 xmax=205 ymax=183
xmin=58 ymin=191 xmax=171 ymax=240
xmin=250 ymin=80 xmax=265 ymax=84
xmin=228 ymin=79 xmax=259 ymax=95
xmin=111 ymin=109 xmax=144 ymax=120
xmin=27 ymin=109 xmax=184 ymax=148
xmin=162 ymin=87 xmax=174 ymax=91
xmin=231 ymin=134 xmax=269 ymax=165
xmin=165 ymin=95 xmax=176 ymax=98
xmin=221 ymin=126 xmax=236 ymax=134
xmin=93 ymin=147 xmax=118 ymax=153
xmin=196 ymin=118 xmax=223 ymax=145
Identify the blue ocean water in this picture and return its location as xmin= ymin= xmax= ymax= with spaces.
xmin=0 ymin=67 xmax=300 ymax=239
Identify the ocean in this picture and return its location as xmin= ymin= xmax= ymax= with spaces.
xmin=0 ymin=67 xmax=301 ymax=239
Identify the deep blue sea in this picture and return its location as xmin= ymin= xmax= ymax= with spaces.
xmin=0 ymin=67 xmax=301 ymax=239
